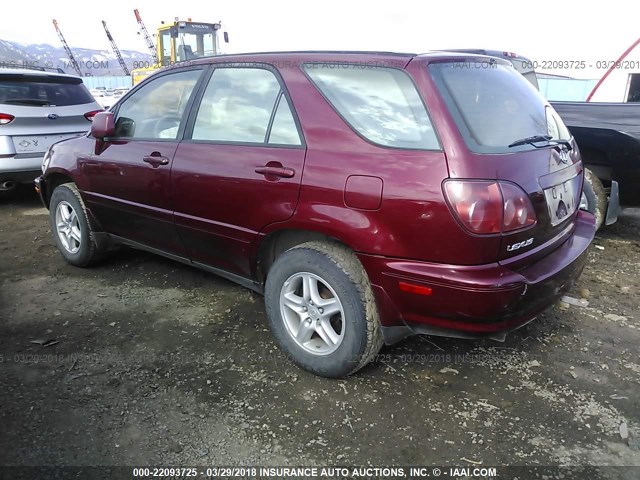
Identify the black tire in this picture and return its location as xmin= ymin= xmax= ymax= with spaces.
xmin=582 ymin=168 xmax=606 ymax=230
xmin=264 ymin=241 xmax=383 ymax=378
xmin=49 ymin=183 xmax=103 ymax=267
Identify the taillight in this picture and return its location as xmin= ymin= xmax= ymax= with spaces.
xmin=443 ymin=180 xmax=536 ymax=235
xmin=0 ymin=113 xmax=15 ymax=125
xmin=84 ymin=110 xmax=103 ymax=122
xmin=500 ymin=182 xmax=537 ymax=231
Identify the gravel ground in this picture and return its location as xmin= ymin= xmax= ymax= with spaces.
xmin=0 ymin=187 xmax=639 ymax=478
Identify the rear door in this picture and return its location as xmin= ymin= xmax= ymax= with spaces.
xmin=171 ymin=65 xmax=306 ymax=277
xmin=428 ymin=59 xmax=583 ymax=263
xmin=80 ymin=68 xmax=204 ymax=254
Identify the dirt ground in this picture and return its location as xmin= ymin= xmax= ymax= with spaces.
xmin=0 ymin=186 xmax=639 ymax=477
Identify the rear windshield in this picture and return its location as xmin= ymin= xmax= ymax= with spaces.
xmin=0 ymin=75 xmax=94 ymax=107
xmin=429 ymin=61 xmax=568 ymax=153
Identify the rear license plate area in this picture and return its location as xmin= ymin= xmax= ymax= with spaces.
xmin=13 ymin=133 xmax=83 ymax=155
xmin=544 ymin=175 xmax=581 ymax=226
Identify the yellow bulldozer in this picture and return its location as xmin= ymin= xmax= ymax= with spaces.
xmin=132 ymin=17 xmax=227 ymax=85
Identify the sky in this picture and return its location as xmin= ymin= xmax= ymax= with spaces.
xmin=1 ymin=0 xmax=639 ymax=79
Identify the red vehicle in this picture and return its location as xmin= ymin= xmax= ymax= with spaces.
xmin=36 ymin=52 xmax=596 ymax=377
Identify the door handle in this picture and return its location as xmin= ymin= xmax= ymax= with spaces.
xmin=254 ymin=166 xmax=295 ymax=178
xmin=143 ymin=153 xmax=170 ymax=168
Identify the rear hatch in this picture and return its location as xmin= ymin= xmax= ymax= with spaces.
xmin=428 ymin=58 xmax=583 ymax=264
xmin=0 ymin=73 xmax=101 ymax=156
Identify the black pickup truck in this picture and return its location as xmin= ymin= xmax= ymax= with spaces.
xmin=549 ymin=102 xmax=639 ymax=227
xmin=448 ymin=49 xmax=638 ymax=229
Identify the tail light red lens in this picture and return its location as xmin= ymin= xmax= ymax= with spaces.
xmin=443 ymin=181 xmax=503 ymax=234
xmin=0 ymin=113 xmax=15 ymax=125
xmin=443 ymin=180 xmax=536 ymax=235
xmin=500 ymin=182 xmax=537 ymax=231
xmin=84 ymin=110 xmax=104 ymax=122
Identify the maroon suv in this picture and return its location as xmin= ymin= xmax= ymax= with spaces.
xmin=36 ymin=51 xmax=596 ymax=377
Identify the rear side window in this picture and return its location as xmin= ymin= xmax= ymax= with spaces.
xmin=546 ymin=107 xmax=571 ymax=141
xmin=0 ymin=75 xmax=94 ymax=107
xmin=302 ymin=64 xmax=440 ymax=150
xmin=268 ymin=94 xmax=301 ymax=145
xmin=191 ymin=67 xmax=301 ymax=145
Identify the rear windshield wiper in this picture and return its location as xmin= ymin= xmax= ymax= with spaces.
xmin=508 ymin=135 xmax=573 ymax=151
xmin=3 ymin=99 xmax=53 ymax=106
xmin=508 ymin=135 xmax=552 ymax=148
xmin=552 ymin=139 xmax=573 ymax=151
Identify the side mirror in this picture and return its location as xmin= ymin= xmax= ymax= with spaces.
xmin=91 ymin=112 xmax=115 ymax=139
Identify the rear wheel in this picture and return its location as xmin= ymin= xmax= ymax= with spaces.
xmin=581 ymin=168 xmax=607 ymax=230
xmin=264 ymin=241 xmax=383 ymax=378
xmin=49 ymin=183 xmax=103 ymax=267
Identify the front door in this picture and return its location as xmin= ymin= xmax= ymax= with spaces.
xmin=81 ymin=68 xmax=204 ymax=254
xmin=171 ymin=66 xmax=306 ymax=276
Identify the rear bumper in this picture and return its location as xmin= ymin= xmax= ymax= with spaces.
xmin=358 ymin=211 xmax=596 ymax=344
xmin=0 ymin=151 xmax=43 ymax=183
xmin=0 ymin=167 xmax=41 ymax=185
xmin=1 ymin=131 xmax=87 ymax=180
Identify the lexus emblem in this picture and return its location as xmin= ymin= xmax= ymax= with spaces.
xmin=47 ymin=113 xmax=59 ymax=120
xmin=559 ymin=150 xmax=570 ymax=164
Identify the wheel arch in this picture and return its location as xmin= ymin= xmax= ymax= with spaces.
xmin=43 ymin=172 xmax=75 ymax=208
xmin=44 ymin=172 xmax=104 ymax=232
xmin=579 ymin=147 xmax=613 ymax=184
xmin=254 ymin=228 xmax=355 ymax=283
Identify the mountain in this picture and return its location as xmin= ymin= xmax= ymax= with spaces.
xmin=0 ymin=39 xmax=153 ymax=76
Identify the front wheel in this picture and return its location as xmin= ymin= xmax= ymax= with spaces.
xmin=264 ymin=241 xmax=383 ymax=378
xmin=49 ymin=183 xmax=103 ymax=267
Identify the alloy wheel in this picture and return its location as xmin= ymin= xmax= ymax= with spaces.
xmin=279 ymin=272 xmax=345 ymax=355
xmin=55 ymin=201 xmax=82 ymax=254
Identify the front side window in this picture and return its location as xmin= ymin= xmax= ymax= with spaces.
xmin=114 ymin=69 xmax=201 ymax=139
xmin=175 ymin=32 xmax=216 ymax=61
xmin=302 ymin=64 xmax=440 ymax=150
xmin=192 ymin=67 xmax=301 ymax=145
xmin=429 ymin=61 xmax=571 ymax=153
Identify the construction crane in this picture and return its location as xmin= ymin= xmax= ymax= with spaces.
xmin=52 ymin=19 xmax=82 ymax=76
xmin=101 ymin=20 xmax=131 ymax=76
xmin=134 ymin=9 xmax=158 ymax=63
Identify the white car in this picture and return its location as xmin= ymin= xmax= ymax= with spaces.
xmin=0 ymin=68 xmax=103 ymax=196
xmin=90 ymin=89 xmax=116 ymax=109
